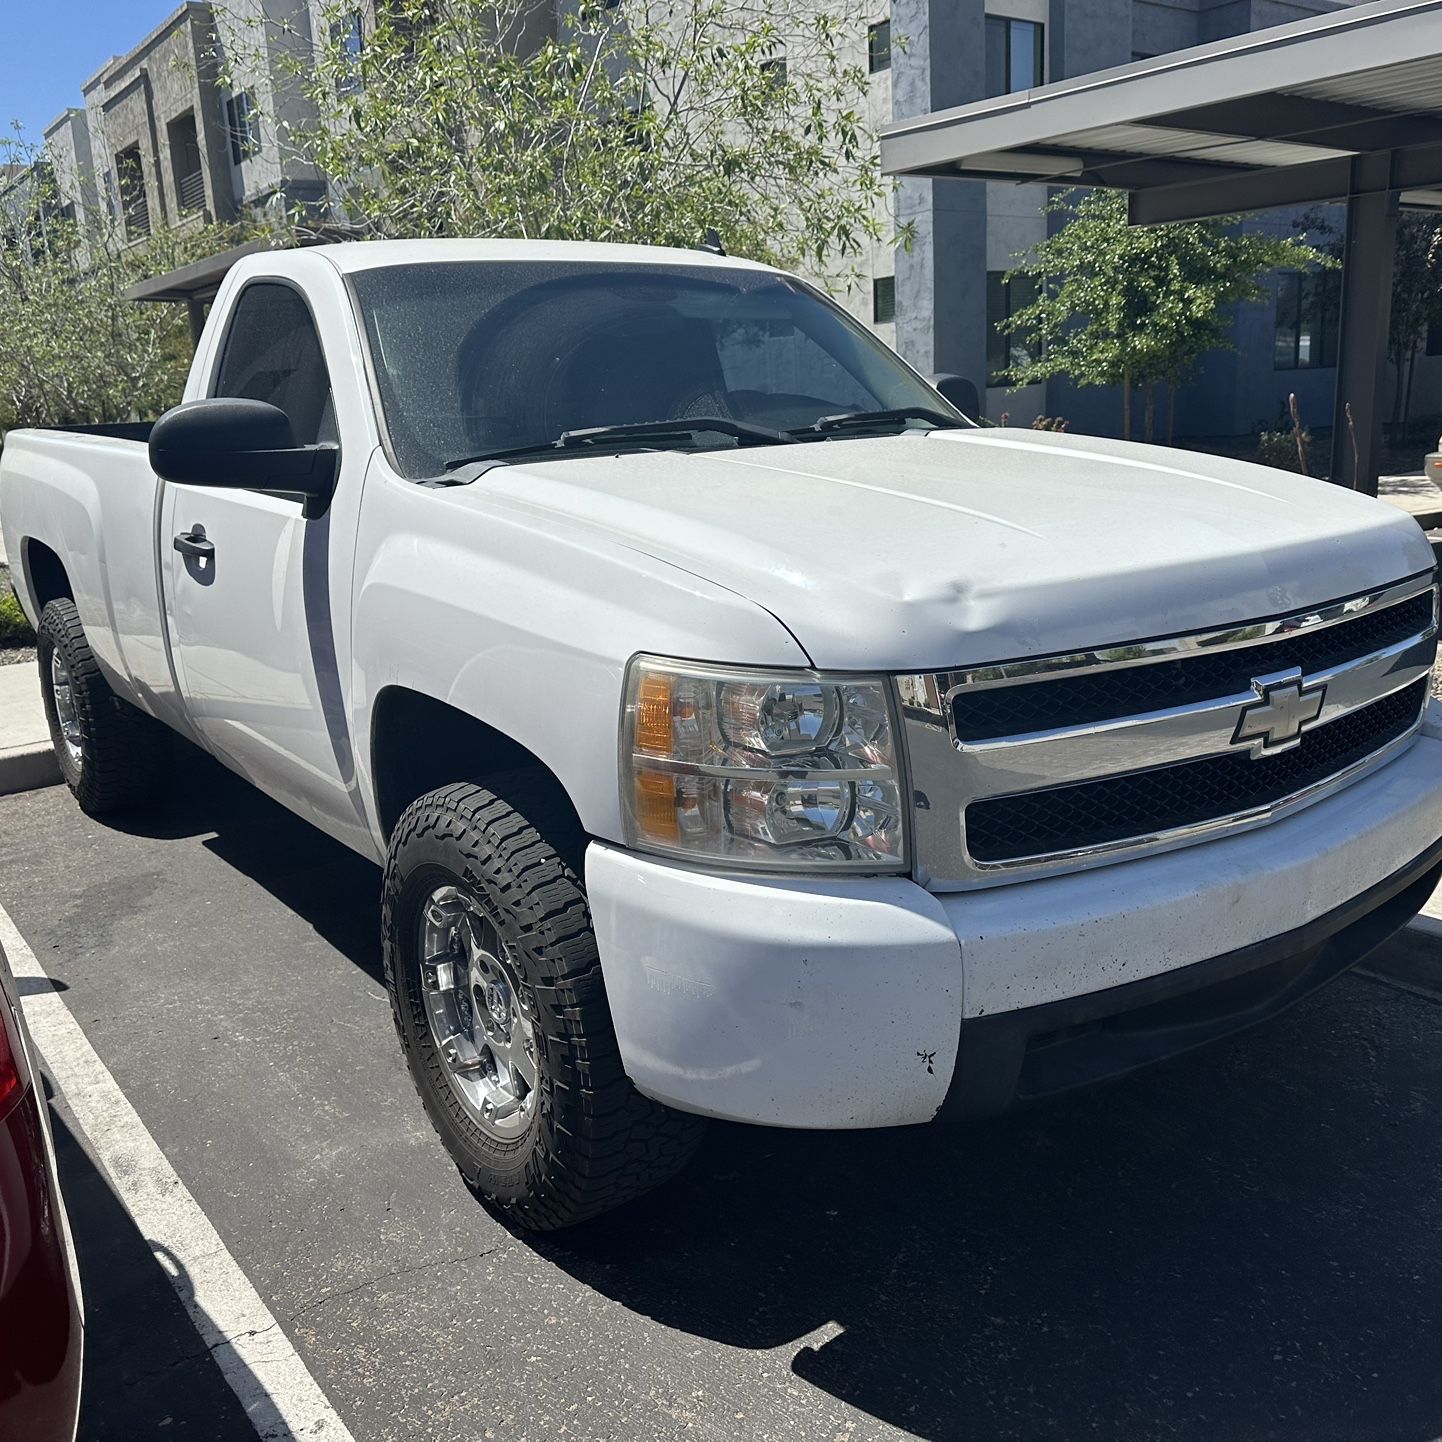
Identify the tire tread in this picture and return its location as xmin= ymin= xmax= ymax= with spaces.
xmin=37 ymin=597 xmax=167 ymax=815
xmin=382 ymin=777 xmax=704 ymax=1231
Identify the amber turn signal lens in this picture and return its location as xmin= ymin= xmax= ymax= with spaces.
xmin=634 ymin=670 xmax=673 ymax=755
xmin=633 ymin=769 xmax=679 ymax=841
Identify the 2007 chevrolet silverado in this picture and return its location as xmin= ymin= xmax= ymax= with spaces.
xmin=3 ymin=239 xmax=1440 ymax=1230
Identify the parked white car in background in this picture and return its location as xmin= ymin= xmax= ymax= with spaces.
xmin=3 ymin=239 xmax=1440 ymax=1229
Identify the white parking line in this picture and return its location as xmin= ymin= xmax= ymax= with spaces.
xmin=0 ymin=900 xmax=357 ymax=1442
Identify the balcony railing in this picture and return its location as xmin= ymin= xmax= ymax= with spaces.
xmin=123 ymin=191 xmax=151 ymax=238
xmin=176 ymin=168 xmax=206 ymax=214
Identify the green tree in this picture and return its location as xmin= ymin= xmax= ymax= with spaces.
xmin=0 ymin=139 xmax=258 ymax=433
xmin=1387 ymin=213 xmax=1442 ymax=438
xmin=240 ymin=0 xmax=899 ymax=276
xmin=999 ymin=189 xmax=1330 ymax=442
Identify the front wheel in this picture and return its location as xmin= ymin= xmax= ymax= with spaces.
xmin=381 ymin=779 xmax=705 ymax=1231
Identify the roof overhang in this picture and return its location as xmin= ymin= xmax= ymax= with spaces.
xmin=122 ymin=239 xmax=277 ymax=306
xmin=880 ymin=0 xmax=1442 ymax=224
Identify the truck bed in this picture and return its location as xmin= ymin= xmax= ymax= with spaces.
xmin=0 ymin=426 xmax=175 ymax=724
xmin=44 ymin=422 xmax=156 ymax=443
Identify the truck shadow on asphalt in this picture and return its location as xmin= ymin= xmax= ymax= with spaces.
xmin=108 ymin=741 xmax=386 ymax=985
xmin=107 ymin=745 xmax=1442 ymax=1442
xmin=533 ymin=968 xmax=1442 ymax=1441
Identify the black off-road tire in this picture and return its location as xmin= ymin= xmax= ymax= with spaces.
xmin=382 ymin=778 xmax=706 ymax=1231
xmin=36 ymin=597 xmax=169 ymax=816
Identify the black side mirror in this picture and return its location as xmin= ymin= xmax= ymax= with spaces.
xmin=149 ymin=399 xmax=338 ymax=519
xmin=928 ymin=373 xmax=980 ymax=423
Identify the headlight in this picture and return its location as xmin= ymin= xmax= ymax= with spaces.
xmin=621 ymin=656 xmax=907 ymax=872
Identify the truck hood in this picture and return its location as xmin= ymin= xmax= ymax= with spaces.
xmin=475 ymin=427 xmax=1434 ymax=670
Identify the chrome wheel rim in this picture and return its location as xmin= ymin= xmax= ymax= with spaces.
xmin=50 ymin=650 xmax=82 ymax=769
xmin=419 ymin=884 xmax=539 ymax=1138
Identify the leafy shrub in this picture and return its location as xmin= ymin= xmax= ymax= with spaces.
xmin=1256 ymin=427 xmax=1311 ymax=473
xmin=0 ymin=575 xmax=34 ymax=646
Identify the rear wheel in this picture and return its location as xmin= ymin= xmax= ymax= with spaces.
xmin=37 ymin=597 xmax=168 ymax=815
xmin=382 ymin=778 xmax=705 ymax=1231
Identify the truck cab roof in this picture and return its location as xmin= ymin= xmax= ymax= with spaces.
xmin=296 ymin=237 xmax=779 ymax=276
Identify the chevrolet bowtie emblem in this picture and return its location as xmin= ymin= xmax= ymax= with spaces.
xmin=1233 ymin=669 xmax=1326 ymax=758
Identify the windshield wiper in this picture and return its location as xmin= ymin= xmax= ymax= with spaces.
xmin=445 ymin=416 xmax=797 ymax=472
xmin=793 ymin=406 xmax=968 ymax=437
xmin=559 ymin=418 xmax=798 ymax=448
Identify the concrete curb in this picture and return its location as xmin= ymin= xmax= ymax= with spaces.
xmin=0 ymin=741 xmax=60 ymax=796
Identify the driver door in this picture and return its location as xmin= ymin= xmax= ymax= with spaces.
xmin=161 ymin=280 xmax=357 ymax=839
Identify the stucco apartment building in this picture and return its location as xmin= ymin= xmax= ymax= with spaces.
xmin=841 ymin=0 xmax=1425 ymax=438
xmin=40 ymin=0 xmax=1434 ymax=441
xmin=45 ymin=1 xmax=324 ymax=256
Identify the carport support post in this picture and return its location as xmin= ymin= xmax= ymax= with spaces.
xmin=1328 ymin=152 xmax=1399 ymax=495
xmin=187 ymin=298 xmax=208 ymax=350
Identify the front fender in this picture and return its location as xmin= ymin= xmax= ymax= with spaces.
xmin=349 ymin=457 xmax=809 ymax=846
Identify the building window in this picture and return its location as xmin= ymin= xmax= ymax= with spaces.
xmin=985 ymin=16 xmax=1044 ymax=98
xmin=167 ymin=111 xmax=205 ymax=214
xmin=332 ymin=10 xmax=365 ymax=94
xmin=873 ymin=274 xmax=896 ymax=324
xmin=226 ymin=92 xmax=259 ymax=167
xmin=1274 ymin=270 xmax=1339 ymax=370
xmin=115 ymin=144 xmax=149 ymax=238
xmin=760 ymin=55 xmax=787 ymax=88
xmin=868 ymin=19 xmax=891 ymax=73
xmin=986 ymin=270 xmax=1038 ymax=385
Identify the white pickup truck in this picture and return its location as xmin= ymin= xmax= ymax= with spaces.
xmin=4 ymin=239 xmax=1441 ymax=1230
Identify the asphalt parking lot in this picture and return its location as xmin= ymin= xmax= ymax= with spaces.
xmin=4 ymin=744 xmax=1442 ymax=1442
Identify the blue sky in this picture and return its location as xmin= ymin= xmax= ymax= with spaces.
xmin=1 ymin=2 xmax=180 ymax=143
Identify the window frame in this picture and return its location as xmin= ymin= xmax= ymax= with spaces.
xmin=343 ymin=259 xmax=970 ymax=481
xmin=114 ymin=143 xmax=150 ymax=239
xmin=1273 ymin=268 xmax=1339 ymax=371
xmin=868 ymin=19 xmax=891 ymax=73
xmin=226 ymin=91 xmax=259 ymax=168
xmin=331 ymin=10 xmax=365 ymax=96
xmin=985 ymin=15 xmax=1045 ymax=98
xmin=872 ymin=274 xmax=896 ymax=325
xmin=760 ymin=54 xmax=788 ymax=88
xmin=206 ymin=276 xmax=339 ymax=506
xmin=986 ymin=269 xmax=1039 ymax=387
xmin=167 ymin=110 xmax=205 ymax=214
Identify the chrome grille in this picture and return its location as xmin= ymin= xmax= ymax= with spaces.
xmin=951 ymin=590 xmax=1435 ymax=742
xmin=966 ymin=680 xmax=1427 ymax=864
xmin=898 ymin=573 xmax=1438 ymax=888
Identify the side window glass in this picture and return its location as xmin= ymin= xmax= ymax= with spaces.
xmin=213 ymin=283 xmax=333 ymax=446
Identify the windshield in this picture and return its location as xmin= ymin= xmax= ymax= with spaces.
xmin=348 ymin=260 xmax=965 ymax=478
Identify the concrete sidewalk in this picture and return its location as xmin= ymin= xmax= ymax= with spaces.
xmin=0 ymin=661 xmax=59 ymax=795
xmin=1379 ymin=472 xmax=1442 ymax=530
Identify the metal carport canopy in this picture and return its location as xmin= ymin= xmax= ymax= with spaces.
xmin=880 ymin=0 xmax=1442 ymax=491
xmin=122 ymin=238 xmax=278 ymax=347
